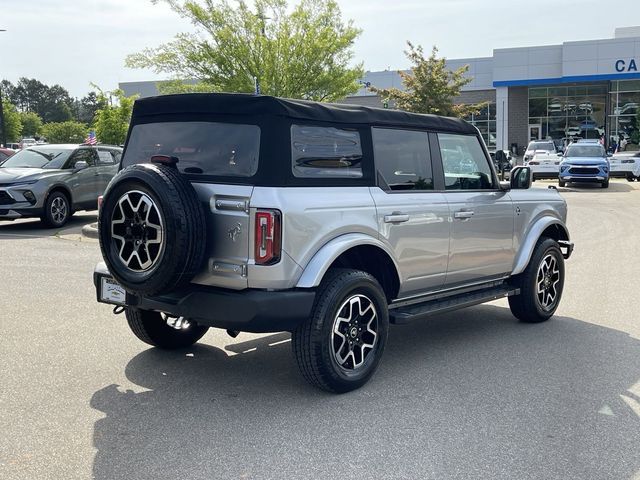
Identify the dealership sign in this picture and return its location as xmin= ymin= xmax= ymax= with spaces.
xmin=615 ymin=58 xmax=638 ymax=72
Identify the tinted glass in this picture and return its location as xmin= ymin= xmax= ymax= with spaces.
xmin=372 ymin=128 xmax=433 ymax=191
xmin=67 ymin=149 xmax=96 ymax=168
xmin=528 ymin=141 xmax=555 ymax=151
xmin=565 ymin=145 xmax=606 ymax=157
xmin=291 ymin=125 xmax=363 ymax=178
xmin=0 ymin=147 xmax=73 ymax=169
xmin=122 ymin=122 xmax=260 ymax=177
xmin=97 ymin=149 xmax=116 ymax=165
xmin=437 ymin=133 xmax=494 ymax=190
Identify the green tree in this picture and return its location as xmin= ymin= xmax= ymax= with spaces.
xmin=77 ymin=92 xmax=107 ymax=124
xmin=93 ymin=89 xmax=136 ymax=145
xmin=371 ymin=43 xmax=483 ymax=117
xmin=1 ymin=96 xmax=23 ymax=143
xmin=126 ymin=0 xmax=363 ymax=102
xmin=19 ymin=111 xmax=43 ymax=137
xmin=41 ymin=121 xmax=87 ymax=144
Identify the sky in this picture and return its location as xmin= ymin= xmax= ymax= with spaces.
xmin=0 ymin=0 xmax=638 ymax=98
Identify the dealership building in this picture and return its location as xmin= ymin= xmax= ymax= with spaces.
xmin=121 ymin=26 xmax=640 ymax=154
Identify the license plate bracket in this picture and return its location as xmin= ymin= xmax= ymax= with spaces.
xmin=99 ymin=276 xmax=127 ymax=305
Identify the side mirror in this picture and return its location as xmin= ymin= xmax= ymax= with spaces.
xmin=74 ymin=160 xmax=88 ymax=171
xmin=510 ymin=166 xmax=532 ymax=190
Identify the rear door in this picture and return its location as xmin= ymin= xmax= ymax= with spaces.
xmin=369 ymin=127 xmax=450 ymax=297
xmin=436 ymin=133 xmax=515 ymax=286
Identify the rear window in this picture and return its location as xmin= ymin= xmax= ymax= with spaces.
xmin=122 ymin=121 xmax=260 ymax=177
xmin=291 ymin=125 xmax=363 ymax=178
xmin=529 ymin=142 xmax=555 ymax=151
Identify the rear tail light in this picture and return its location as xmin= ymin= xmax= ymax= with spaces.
xmin=97 ymin=195 xmax=104 ymax=211
xmin=255 ymin=210 xmax=281 ymax=265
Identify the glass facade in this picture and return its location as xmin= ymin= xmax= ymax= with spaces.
xmin=609 ymin=80 xmax=640 ymax=150
xmin=465 ymin=103 xmax=496 ymax=148
xmin=528 ymin=84 xmax=607 ymax=149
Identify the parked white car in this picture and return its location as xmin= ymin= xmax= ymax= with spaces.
xmin=523 ymin=140 xmax=556 ymax=163
xmin=527 ymin=152 xmax=561 ymax=180
xmin=609 ymin=151 xmax=640 ymax=181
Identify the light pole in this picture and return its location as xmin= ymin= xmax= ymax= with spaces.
xmin=0 ymin=29 xmax=6 ymax=148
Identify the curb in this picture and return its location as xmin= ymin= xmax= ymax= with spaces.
xmin=82 ymin=222 xmax=99 ymax=239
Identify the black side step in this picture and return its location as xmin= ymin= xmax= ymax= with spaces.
xmin=389 ymin=285 xmax=520 ymax=325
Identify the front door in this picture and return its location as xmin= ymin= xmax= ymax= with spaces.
xmin=529 ymin=124 xmax=542 ymax=141
xmin=370 ymin=128 xmax=450 ymax=297
xmin=436 ymin=133 xmax=515 ymax=286
xmin=66 ymin=149 xmax=99 ymax=208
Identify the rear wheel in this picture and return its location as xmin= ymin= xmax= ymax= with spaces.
xmin=627 ymin=174 xmax=636 ymax=182
xmin=509 ymin=237 xmax=565 ymax=323
xmin=125 ymin=307 xmax=209 ymax=349
xmin=41 ymin=191 xmax=70 ymax=228
xmin=292 ymin=269 xmax=389 ymax=393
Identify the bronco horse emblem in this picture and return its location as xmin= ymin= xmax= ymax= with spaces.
xmin=228 ymin=223 xmax=242 ymax=242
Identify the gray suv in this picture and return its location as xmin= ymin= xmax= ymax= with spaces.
xmin=94 ymin=94 xmax=573 ymax=392
xmin=0 ymin=144 xmax=122 ymax=227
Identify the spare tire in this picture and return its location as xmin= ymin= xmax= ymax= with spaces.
xmin=98 ymin=163 xmax=206 ymax=296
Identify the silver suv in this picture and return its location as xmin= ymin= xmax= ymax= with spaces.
xmin=94 ymin=94 xmax=573 ymax=392
xmin=0 ymin=144 xmax=121 ymax=227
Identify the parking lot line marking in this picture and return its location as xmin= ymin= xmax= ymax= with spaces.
xmin=0 ymin=233 xmax=47 ymax=238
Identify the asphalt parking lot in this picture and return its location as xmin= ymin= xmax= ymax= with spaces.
xmin=1 ymin=181 xmax=639 ymax=480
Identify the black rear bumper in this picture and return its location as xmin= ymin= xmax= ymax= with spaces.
xmin=94 ymin=271 xmax=316 ymax=333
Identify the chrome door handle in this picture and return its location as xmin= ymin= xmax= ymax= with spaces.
xmin=384 ymin=213 xmax=410 ymax=223
xmin=454 ymin=210 xmax=474 ymax=219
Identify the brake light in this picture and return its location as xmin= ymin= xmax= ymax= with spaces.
xmin=255 ymin=210 xmax=281 ymax=265
xmin=97 ymin=195 xmax=104 ymax=211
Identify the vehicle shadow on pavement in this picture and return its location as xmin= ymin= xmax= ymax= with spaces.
xmin=557 ymin=181 xmax=635 ymax=193
xmin=90 ymin=305 xmax=640 ymax=480
xmin=0 ymin=212 xmax=96 ymax=238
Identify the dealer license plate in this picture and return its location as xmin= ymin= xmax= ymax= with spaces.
xmin=100 ymin=276 xmax=126 ymax=305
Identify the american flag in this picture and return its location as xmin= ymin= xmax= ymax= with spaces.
xmin=84 ymin=131 xmax=97 ymax=145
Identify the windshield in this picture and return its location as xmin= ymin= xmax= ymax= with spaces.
xmin=0 ymin=147 xmax=74 ymax=169
xmin=528 ymin=142 xmax=555 ymax=151
xmin=565 ymin=145 xmax=606 ymax=158
xmin=122 ymin=121 xmax=260 ymax=177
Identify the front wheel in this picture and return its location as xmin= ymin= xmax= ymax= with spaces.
xmin=41 ymin=191 xmax=70 ymax=228
xmin=601 ymin=179 xmax=609 ymax=188
xmin=558 ymin=180 xmax=566 ymax=187
xmin=509 ymin=237 xmax=565 ymax=323
xmin=292 ymin=269 xmax=389 ymax=393
xmin=125 ymin=308 xmax=209 ymax=349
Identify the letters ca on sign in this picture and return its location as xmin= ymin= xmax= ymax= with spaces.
xmin=615 ymin=59 xmax=638 ymax=72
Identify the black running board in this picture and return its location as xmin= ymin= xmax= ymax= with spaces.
xmin=389 ymin=286 xmax=520 ymax=325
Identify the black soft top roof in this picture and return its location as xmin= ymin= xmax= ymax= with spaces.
xmin=131 ymin=93 xmax=477 ymax=134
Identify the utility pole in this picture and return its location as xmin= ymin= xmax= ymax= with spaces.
xmin=0 ymin=29 xmax=6 ymax=147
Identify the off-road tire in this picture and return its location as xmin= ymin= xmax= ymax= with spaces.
xmin=509 ymin=237 xmax=565 ymax=323
xmin=41 ymin=191 xmax=70 ymax=228
xmin=292 ymin=269 xmax=389 ymax=393
xmin=125 ymin=307 xmax=209 ymax=349
xmin=98 ymin=163 xmax=206 ymax=296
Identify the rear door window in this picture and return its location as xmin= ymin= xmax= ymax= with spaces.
xmin=291 ymin=125 xmax=363 ymax=178
xmin=372 ymin=128 xmax=433 ymax=190
xmin=122 ymin=122 xmax=260 ymax=177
